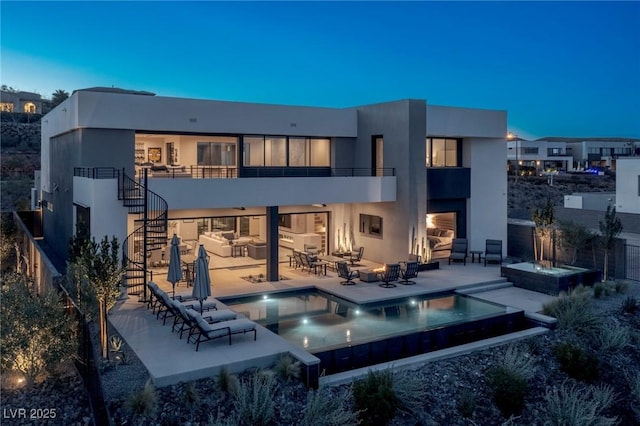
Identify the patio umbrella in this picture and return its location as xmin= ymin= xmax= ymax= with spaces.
xmin=191 ymin=244 xmax=211 ymax=312
xmin=166 ymin=234 xmax=183 ymax=298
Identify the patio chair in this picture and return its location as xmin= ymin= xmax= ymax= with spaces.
xmin=147 ymin=281 xmax=161 ymax=311
xmin=182 ymin=262 xmax=195 ymax=287
xmin=377 ymin=263 xmax=400 ymax=288
xmin=292 ymin=250 xmax=304 ymax=270
xmin=349 ymin=246 xmax=364 ymax=266
xmin=336 ymin=261 xmax=360 ymax=285
xmin=183 ymin=308 xmax=239 ymax=342
xmin=187 ymin=309 xmax=257 ymax=351
xmin=399 ymin=261 xmax=419 ymax=285
xmin=448 ymin=238 xmax=468 ymax=265
xmin=484 ymin=239 xmax=503 ymax=266
xmin=407 ymin=253 xmax=421 ymax=263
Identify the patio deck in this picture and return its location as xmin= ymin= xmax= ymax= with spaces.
xmin=110 ymin=259 xmax=554 ymax=387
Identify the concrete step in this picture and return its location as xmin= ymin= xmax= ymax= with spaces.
xmin=456 ymin=279 xmax=513 ymax=295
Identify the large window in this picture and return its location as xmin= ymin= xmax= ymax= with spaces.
xmin=265 ymin=137 xmax=286 ymax=166
xmin=359 ymin=214 xmax=383 ymax=238
xmin=197 ymin=141 xmax=236 ymax=166
xmin=243 ymin=136 xmax=330 ymax=167
xmin=426 ymin=138 xmax=459 ymax=167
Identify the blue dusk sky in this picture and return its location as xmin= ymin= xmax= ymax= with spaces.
xmin=1 ymin=1 xmax=639 ymax=140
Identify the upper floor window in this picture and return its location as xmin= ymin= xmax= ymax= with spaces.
xmin=243 ymin=136 xmax=330 ymax=167
xmin=547 ymin=148 xmax=564 ymax=156
xmin=426 ymin=138 xmax=460 ymax=167
xmin=197 ymin=141 xmax=237 ymax=166
xmin=523 ymin=147 xmax=538 ymax=155
xmin=0 ymin=102 xmax=13 ymax=112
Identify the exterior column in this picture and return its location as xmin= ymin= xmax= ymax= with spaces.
xmin=266 ymin=206 xmax=279 ymax=282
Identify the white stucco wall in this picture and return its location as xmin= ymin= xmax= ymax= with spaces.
xmin=74 ymin=177 xmax=128 ymax=250
xmin=466 ymin=137 xmax=508 ymax=253
xmin=148 ymin=176 xmax=396 ymax=210
xmin=427 ymin=105 xmax=506 ymax=138
xmin=616 ymin=158 xmax=640 ymax=214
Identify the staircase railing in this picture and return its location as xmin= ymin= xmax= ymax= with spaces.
xmin=120 ymin=169 xmax=168 ymax=298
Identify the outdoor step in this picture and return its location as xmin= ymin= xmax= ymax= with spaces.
xmin=455 ymin=279 xmax=513 ymax=295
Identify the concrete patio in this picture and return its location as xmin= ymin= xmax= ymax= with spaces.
xmin=110 ymin=259 xmax=556 ymax=387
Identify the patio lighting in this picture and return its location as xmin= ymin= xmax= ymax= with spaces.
xmin=302 ymin=318 xmax=308 ymax=324
xmin=354 ymin=309 xmax=361 ymax=315
xmin=410 ymin=299 xmax=417 ymax=306
xmin=303 ymin=337 xmax=309 ymax=348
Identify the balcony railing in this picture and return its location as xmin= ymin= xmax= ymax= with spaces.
xmin=135 ymin=165 xmax=395 ymax=179
xmin=74 ymin=167 xmax=119 ymax=179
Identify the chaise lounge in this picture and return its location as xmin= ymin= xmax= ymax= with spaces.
xmin=187 ymin=309 xmax=257 ymax=351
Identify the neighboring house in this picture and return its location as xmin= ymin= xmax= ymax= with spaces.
xmin=39 ymin=88 xmax=507 ymax=291
xmin=506 ymin=139 xmax=573 ymax=175
xmin=0 ymin=90 xmax=44 ymax=113
xmin=615 ymin=158 xmax=640 ymax=215
xmin=546 ymin=138 xmax=640 ymax=171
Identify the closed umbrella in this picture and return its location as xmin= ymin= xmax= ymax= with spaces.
xmin=167 ymin=234 xmax=183 ymax=298
xmin=192 ymin=244 xmax=211 ymax=312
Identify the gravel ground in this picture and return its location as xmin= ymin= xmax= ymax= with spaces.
xmin=2 ymin=282 xmax=638 ymax=426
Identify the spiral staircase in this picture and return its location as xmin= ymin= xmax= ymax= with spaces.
xmin=120 ymin=169 xmax=168 ymax=297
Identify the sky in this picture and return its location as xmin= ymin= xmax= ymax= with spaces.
xmin=1 ymin=1 xmax=639 ymax=140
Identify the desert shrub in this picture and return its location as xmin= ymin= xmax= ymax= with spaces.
xmin=593 ymin=282 xmax=606 ymax=298
xmin=0 ymin=274 xmax=77 ymax=387
xmin=300 ymin=387 xmax=360 ymax=426
xmin=274 ymin=354 xmax=300 ymax=382
xmin=217 ymin=367 xmax=239 ymax=394
xmin=542 ymin=382 xmax=616 ymax=426
xmin=353 ymin=370 xmax=396 ymax=426
xmin=621 ymin=296 xmax=638 ymax=314
xmin=542 ymin=287 xmax=598 ymax=333
xmin=553 ymin=342 xmax=599 ymax=382
xmin=485 ymin=346 xmax=535 ymax=417
xmin=626 ymin=370 xmax=640 ymax=421
xmin=391 ymin=369 xmax=428 ymax=419
xmin=125 ymin=379 xmax=157 ymax=419
xmin=593 ymin=324 xmax=630 ymax=353
xmin=614 ymin=280 xmax=630 ymax=294
xmin=457 ymin=388 xmax=476 ymax=418
xmin=486 ymin=366 xmax=529 ymax=417
xmin=500 ymin=345 xmax=536 ymax=380
xmin=183 ymin=381 xmax=199 ymax=408
xmin=233 ymin=371 xmax=277 ymax=426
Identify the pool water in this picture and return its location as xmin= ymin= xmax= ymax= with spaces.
xmin=220 ymin=289 xmax=514 ymax=352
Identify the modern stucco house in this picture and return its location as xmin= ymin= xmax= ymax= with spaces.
xmin=39 ymin=88 xmax=507 ymax=292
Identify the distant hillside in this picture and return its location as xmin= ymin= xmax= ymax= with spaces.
xmin=1 ymin=113 xmax=41 ymax=211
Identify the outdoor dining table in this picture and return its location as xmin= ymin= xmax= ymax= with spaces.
xmin=318 ymin=255 xmax=347 ymax=271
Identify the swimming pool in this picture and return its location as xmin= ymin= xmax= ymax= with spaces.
xmin=220 ymin=289 xmax=527 ymax=375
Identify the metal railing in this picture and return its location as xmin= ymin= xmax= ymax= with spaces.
xmin=74 ymin=167 xmax=120 ymax=179
xmin=625 ymin=244 xmax=639 ymax=281
xmin=120 ymin=170 xmax=168 ymax=297
xmin=139 ymin=165 xmax=395 ymax=179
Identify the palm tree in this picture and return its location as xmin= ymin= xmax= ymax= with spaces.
xmin=598 ymin=205 xmax=623 ymax=281
xmin=51 ymin=89 xmax=69 ymax=108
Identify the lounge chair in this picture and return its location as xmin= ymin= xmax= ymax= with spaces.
xmin=336 ymin=261 xmax=359 ymax=285
xmin=484 ymin=239 xmax=503 ymax=266
xmin=377 ymin=263 xmax=400 ymax=288
xmin=183 ymin=308 xmax=238 ymax=341
xmin=448 ymin=238 xmax=468 ymax=265
xmin=348 ymin=247 xmax=364 ymax=266
xmin=399 ymin=261 xmax=419 ymax=285
xmin=186 ymin=309 xmax=257 ymax=351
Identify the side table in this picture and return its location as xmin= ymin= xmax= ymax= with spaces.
xmin=470 ymin=250 xmax=483 ymax=263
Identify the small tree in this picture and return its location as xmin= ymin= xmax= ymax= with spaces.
xmin=532 ymin=197 xmax=555 ymax=265
xmin=78 ymin=236 xmax=125 ymax=358
xmin=557 ymin=220 xmax=594 ymax=265
xmin=599 ymin=205 xmax=623 ymax=281
xmin=0 ymin=273 xmax=77 ymax=387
